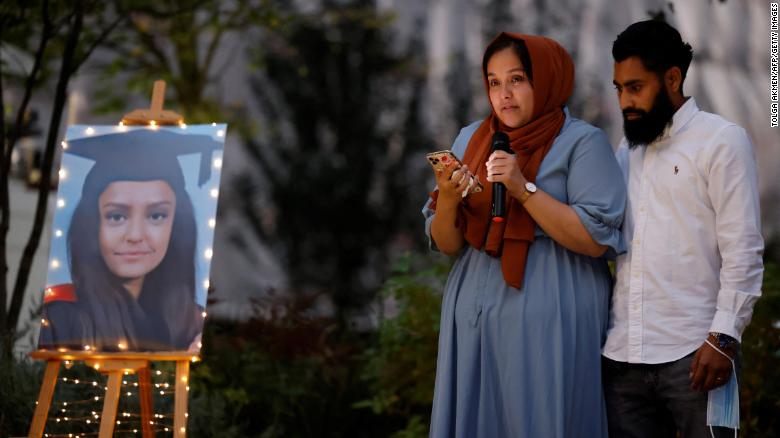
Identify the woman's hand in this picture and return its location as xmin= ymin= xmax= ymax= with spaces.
xmin=430 ymin=161 xmax=470 ymax=255
xmin=486 ymin=150 xmax=607 ymax=257
xmin=486 ymin=150 xmax=527 ymax=199
xmin=434 ymin=161 xmax=474 ymax=208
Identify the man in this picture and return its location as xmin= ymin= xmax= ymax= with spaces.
xmin=603 ymin=20 xmax=764 ymax=437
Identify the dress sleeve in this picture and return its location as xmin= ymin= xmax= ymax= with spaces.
xmin=421 ymin=122 xmax=480 ymax=252
xmin=567 ymin=128 xmax=627 ymax=258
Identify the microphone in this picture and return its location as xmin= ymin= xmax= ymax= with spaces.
xmin=491 ymin=131 xmax=511 ymax=222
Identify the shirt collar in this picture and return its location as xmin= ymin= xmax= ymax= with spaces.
xmin=659 ymin=96 xmax=698 ymax=141
xmin=562 ymin=105 xmax=572 ymax=129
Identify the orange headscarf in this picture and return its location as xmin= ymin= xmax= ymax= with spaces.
xmin=431 ymin=32 xmax=574 ymax=289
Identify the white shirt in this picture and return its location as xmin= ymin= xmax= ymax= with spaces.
xmin=603 ymin=97 xmax=764 ymax=364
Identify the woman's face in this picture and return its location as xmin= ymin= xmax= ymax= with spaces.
xmin=487 ymin=47 xmax=534 ymax=128
xmin=98 ymin=180 xmax=176 ymax=281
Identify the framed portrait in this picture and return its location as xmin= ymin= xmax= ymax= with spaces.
xmin=37 ymin=124 xmax=226 ymax=353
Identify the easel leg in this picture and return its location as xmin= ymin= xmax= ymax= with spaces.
xmin=174 ymin=360 xmax=190 ymax=437
xmin=99 ymin=371 xmax=122 ymax=438
xmin=138 ymin=366 xmax=155 ymax=437
xmin=28 ymin=360 xmax=60 ymax=438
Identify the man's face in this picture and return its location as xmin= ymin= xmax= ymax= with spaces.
xmin=613 ymin=56 xmax=676 ymax=148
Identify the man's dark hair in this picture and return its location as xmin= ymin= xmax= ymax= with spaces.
xmin=612 ymin=20 xmax=694 ymax=92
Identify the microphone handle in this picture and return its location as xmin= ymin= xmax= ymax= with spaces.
xmin=492 ymin=181 xmax=506 ymax=218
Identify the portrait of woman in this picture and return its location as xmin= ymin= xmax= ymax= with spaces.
xmin=423 ymin=32 xmax=626 ymax=437
xmin=38 ymin=128 xmax=223 ymax=352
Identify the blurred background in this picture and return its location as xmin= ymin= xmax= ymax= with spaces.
xmin=2 ymin=0 xmax=778 ymax=436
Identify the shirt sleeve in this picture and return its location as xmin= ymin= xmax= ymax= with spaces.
xmin=567 ymin=128 xmax=627 ymax=258
xmin=705 ymin=125 xmax=764 ymax=341
xmin=422 ymin=122 xmax=479 ymax=252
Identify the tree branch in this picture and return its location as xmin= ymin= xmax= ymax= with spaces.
xmin=129 ymin=15 xmax=175 ymax=75
xmin=70 ymin=13 xmax=125 ymax=75
xmin=6 ymin=0 xmax=85 ymax=337
xmin=0 ymin=0 xmax=53 ymax=339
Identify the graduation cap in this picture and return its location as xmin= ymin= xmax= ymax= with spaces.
xmin=65 ymin=129 xmax=222 ymax=195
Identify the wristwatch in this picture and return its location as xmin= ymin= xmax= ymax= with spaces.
xmin=708 ymin=332 xmax=738 ymax=352
xmin=518 ymin=182 xmax=537 ymax=204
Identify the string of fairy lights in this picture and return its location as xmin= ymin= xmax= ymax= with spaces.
xmin=42 ymin=363 xmax=189 ymax=436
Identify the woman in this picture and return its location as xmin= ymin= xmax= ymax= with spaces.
xmin=424 ymin=33 xmax=626 ymax=437
xmin=39 ymin=129 xmax=219 ymax=352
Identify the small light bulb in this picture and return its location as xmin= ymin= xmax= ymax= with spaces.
xmin=50 ymin=259 xmax=60 ymax=269
xmin=55 ymin=229 xmax=63 ymax=237
xmin=57 ymin=198 xmax=66 ymax=208
xmin=208 ymin=218 xmax=216 ymax=228
xmin=204 ymin=248 xmax=213 ymax=259
xmin=85 ymin=127 xmax=94 ymax=135
xmin=213 ymin=157 xmax=222 ymax=169
xmin=210 ymin=188 xmax=219 ymax=198
xmin=217 ymin=130 xmax=225 ymax=137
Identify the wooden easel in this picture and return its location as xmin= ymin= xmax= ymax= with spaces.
xmin=28 ymin=81 xmax=196 ymax=438
xmin=28 ymin=351 xmax=196 ymax=438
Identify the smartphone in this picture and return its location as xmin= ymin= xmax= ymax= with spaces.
xmin=426 ymin=150 xmax=483 ymax=195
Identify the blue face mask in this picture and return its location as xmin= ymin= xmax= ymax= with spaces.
xmin=705 ymin=339 xmax=738 ymax=437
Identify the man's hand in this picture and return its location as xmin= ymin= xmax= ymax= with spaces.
xmin=690 ymin=337 xmax=734 ymax=392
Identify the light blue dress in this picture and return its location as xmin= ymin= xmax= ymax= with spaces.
xmin=424 ymin=109 xmax=626 ymax=438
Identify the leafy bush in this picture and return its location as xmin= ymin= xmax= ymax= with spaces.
xmin=355 ymin=252 xmax=450 ymax=437
xmin=188 ymin=293 xmax=386 ymax=437
xmin=741 ymin=261 xmax=780 ymax=436
xmin=0 ymin=354 xmax=42 ymax=436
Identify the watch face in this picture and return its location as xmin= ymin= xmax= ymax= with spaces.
xmin=525 ymin=182 xmax=537 ymax=193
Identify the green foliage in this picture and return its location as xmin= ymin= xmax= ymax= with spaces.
xmin=241 ymin=0 xmax=431 ymax=318
xmin=91 ymin=0 xmax=283 ymax=123
xmin=741 ymin=261 xmax=780 ymax=436
xmin=0 ymin=355 xmax=42 ymax=436
xmin=188 ymin=295 xmax=387 ymax=437
xmin=187 ymin=252 xmax=451 ymax=437
xmin=355 ymin=252 xmax=450 ymax=437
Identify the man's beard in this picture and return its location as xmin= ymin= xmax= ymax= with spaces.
xmin=622 ymin=87 xmax=677 ymax=148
